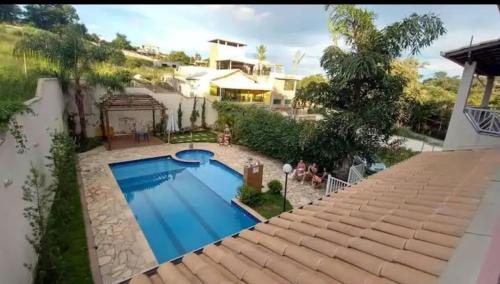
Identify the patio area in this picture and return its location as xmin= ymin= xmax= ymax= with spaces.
xmin=103 ymin=135 xmax=164 ymax=150
xmin=77 ymin=142 xmax=324 ymax=283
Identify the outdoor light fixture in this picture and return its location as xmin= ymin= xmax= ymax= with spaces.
xmin=282 ymin=163 xmax=292 ymax=212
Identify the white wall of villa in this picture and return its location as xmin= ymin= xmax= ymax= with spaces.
xmin=443 ymin=62 xmax=500 ymax=150
xmin=0 ymin=78 xmax=65 ymax=284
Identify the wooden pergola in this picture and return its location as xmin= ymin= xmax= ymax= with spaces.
xmin=99 ymin=94 xmax=166 ymax=150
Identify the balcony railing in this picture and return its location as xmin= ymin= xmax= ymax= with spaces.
xmin=464 ymin=107 xmax=500 ymax=136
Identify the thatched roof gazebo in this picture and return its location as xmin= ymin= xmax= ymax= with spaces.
xmin=99 ymin=93 xmax=166 ymax=150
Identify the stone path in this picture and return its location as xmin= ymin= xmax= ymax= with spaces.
xmin=78 ymin=142 xmax=324 ymax=284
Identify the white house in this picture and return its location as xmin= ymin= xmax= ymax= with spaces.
xmin=168 ymin=38 xmax=303 ymax=107
xmin=442 ymin=38 xmax=500 ymax=150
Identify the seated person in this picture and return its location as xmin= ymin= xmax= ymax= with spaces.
xmin=223 ymin=133 xmax=231 ymax=146
xmin=293 ymin=160 xmax=306 ymax=181
xmin=302 ymin=162 xmax=318 ymax=184
xmin=218 ymin=133 xmax=224 ymax=145
xmin=312 ymin=167 xmax=328 ymax=188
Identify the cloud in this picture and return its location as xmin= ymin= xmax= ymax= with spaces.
xmin=74 ymin=5 xmax=500 ymax=77
xmin=207 ymin=5 xmax=271 ymax=21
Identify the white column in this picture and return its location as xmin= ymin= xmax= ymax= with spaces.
xmin=452 ymin=61 xmax=477 ymax=112
xmin=481 ymin=76 xmax=495 ymax=107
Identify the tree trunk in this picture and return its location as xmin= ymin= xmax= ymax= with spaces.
xmin=74 ymin=80 xmax=87 ymax=140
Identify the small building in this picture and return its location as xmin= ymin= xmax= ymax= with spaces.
xmin=442 ymin=38 xmax=500 ymax=150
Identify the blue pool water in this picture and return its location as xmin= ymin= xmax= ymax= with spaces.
xmin=110 ymin=150 xmax=258 ymax=263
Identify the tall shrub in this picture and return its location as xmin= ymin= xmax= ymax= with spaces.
xmin=177 ymin=102 xmax=183 ymax=130
xmin=201 ymin=97 xmax=207 ymax=129
xmin=189 ymin=96 xmax=200 ymax=130
xmin=22 ymin=163 xmax=53 ymax=271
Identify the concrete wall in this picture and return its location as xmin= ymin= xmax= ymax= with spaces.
xmin=443 ymin=110 xmax=500 ymax=150
xmin=124 ymin=87 xmax=219 ymax=131
xmin=0 ymin=78 xmax=65 ymax=284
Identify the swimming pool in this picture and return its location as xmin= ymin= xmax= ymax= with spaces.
xmin=110 ymin=150 xmax=258 ymax=263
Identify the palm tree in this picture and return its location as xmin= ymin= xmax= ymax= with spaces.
xmin=256 ymin=44 xmax=266 ymax=76
xmin=14 ymin=24 xmax=125 ymax=140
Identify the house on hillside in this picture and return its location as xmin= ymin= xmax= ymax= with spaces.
xmin=167 ymin=38 xmax=303 ymax=108
xmin=442 ymin=38 xmax=500 ymax=150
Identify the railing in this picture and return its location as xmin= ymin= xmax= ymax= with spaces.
xmin=325 ymin=174 xmax=350 ymax=196
xmin=348 ymin=163 xmax=365 ymax=184
xmin=464 ymin=107 xmax=500 ymax=136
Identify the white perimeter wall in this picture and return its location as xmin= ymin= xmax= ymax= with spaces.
xmin=124 ymin=87 xmax=219 ymax=131
xmin=0 ymin=78 xmax=65 ymax=284
xmin=67 ymin=85 xmax=219 ymax=137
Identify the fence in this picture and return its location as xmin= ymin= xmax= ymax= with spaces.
xmin=325 ymin=174 xmax=351 ymax=196
xmin=347 ymin=163 xmax=365 ymax=184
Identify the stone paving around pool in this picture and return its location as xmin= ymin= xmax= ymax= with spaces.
xmin=77 ymin=142 xmax=325 ymax=284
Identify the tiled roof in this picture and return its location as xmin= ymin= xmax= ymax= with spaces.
xmin=127 ymin=149 xmax=500 ymax=284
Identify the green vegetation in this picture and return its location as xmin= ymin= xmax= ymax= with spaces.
xmin=110 ymin=32 xmax=134 ymax=50
xmin=214 ymin=102 xmax=312 ymax=165
xmin=291 ymin=5 xmax=444 ymax=177
xmin=75 ymin=136 xmax=102 ymax=153
xmin=162 ymin=129 xmax=217 ymax=144
xmin=267 ymin=180 xmax=283 ymax=195
xmin=0 ymin=24 xmax=56 ymax=103
xmin=376 ymin=146 xmax=418 ymax=168
xmin=23 ymin=4 xmax=79 ymax=32
xmin=238 ymin=184 xmax=261 ymax=207
xmin=252 ymin=191 xmax=293 ymax=219
xmin=34 ymin=132 xmax=92 ymax=283
xmin=395 ymin=127 xmax=444 ymax=147
xmin=15 ymin=23 xmax=131 ymax=140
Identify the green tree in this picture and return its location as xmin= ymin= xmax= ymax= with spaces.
xmin=14 ymin=24 xmax=129 ymax=140
xmin=293 ymin=74 xmax=327 ymax=109
xmin=0 ymin=4 xmax=22 ymax=23
xmin=110 ymin=32 xmax=133 ymax=50
xmin=22 ymin=4 xmax=79 ymax=32
xmin=301 ymin=5 xmax=445 ymax=175
xmin=256 ymin=44 xmax=266 ymax=75
xmin=167 ymin=51 xmax=191 ymax=65
xmin=85 ymin=32 xmax=101 ymax=43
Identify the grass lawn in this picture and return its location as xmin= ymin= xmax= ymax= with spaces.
xmin=35 ymin=150 xmax=92 ymax=284
xmin=161 ymin=129 xmax=218 ymax=144
xmin=252 ymin=191 xmax=293 ymax=219
xmin=0 ymin=24 xmax=55 ymax=103
xmin=377 ymin=146 xmax=418 ymax=168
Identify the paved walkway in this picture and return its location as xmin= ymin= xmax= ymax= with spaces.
xmin=77 ymin=142 xmax=323 ymax=284
xmin=390 ymin=135 xmax=443 ymax=152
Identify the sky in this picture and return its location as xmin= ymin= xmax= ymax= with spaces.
xmin=74 ymin=4 xmax=500 ymax=79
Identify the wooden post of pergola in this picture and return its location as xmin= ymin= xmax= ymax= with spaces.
xmin=99 ymin=93 xmax=166 ymax=150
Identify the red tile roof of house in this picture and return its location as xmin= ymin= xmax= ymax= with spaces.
xmin=127 ymin=149 xmax=500 ymax=284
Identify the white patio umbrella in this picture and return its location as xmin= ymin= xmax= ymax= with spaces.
xmin=166 ymin=110 xmax=179 ymax=143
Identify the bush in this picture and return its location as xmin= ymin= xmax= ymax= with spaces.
xmin=267 ymin=180 xmax=283 ymax=195
xmin=238 ymin=184 xmax=261 ymax=206
xmin=214 ymin=102 xmax=312 ymax=164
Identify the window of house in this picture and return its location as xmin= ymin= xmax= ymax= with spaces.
xmin=273 ymin=99 xmax=282 ymax=105
xmin=284 ymin=80 xmax=295 ymax=91
xmin=285 ymin=99 xmax=292 ymax=105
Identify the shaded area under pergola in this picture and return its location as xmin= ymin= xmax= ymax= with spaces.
xmin=99 ymin=93 xmax=166 ymax=150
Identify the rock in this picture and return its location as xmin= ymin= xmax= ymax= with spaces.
xmin=98 ymin=255 xmax=112 ymax=265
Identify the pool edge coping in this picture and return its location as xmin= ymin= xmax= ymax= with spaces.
xmin=231 ymin=198 xmax=267 ymax=222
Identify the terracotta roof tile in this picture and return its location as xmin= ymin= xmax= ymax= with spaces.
xmin=156 ymin=263 xmax=190 ymax=284
xmin=131 ymin=149 xmax=500 ymax=284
